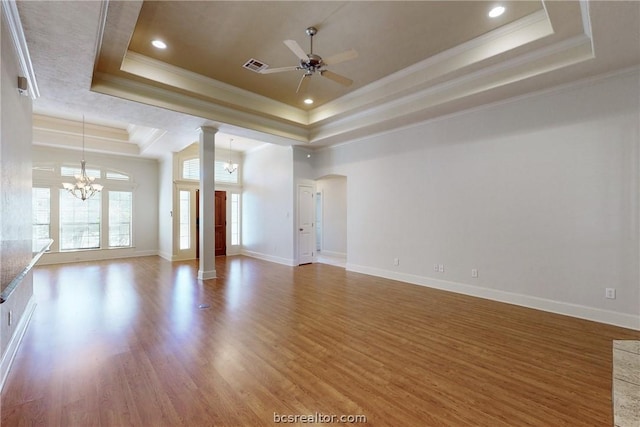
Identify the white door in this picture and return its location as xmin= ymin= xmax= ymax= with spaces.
xmin=298 ymin=185 xmax=314 ymax=265
xmin=315 ymin=191 xmax=322 ymax=251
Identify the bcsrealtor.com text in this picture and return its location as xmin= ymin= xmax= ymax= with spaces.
xmin=274 ymin=412 xmax=367 ymax=424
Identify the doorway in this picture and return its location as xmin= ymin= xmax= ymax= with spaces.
xmin=215 ymin=191 xmax=226 ymax=256
xmin=297 ymin=184 xmax=315 ymax=265
xmin=195 ymin=190 xmax=227 ymax=258
xmin=314 ymin=175 xmax=347 ymax=268
xmin=316 ymin=191 xmax=322 ymax=251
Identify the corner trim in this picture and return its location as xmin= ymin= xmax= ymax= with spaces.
xmin=0 ymin=296 xmax=36 ymax=391
xmin=2 ymin=0 xmax=40 ymax=99
xmin=346 ymin=263 xmax=640 ymax=331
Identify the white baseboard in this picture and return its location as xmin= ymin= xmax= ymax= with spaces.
xmin=241 ymin=250 xmax=296 ymax=267
xmin=346 ymin=263 xmax=640 ymax=331
xmin=0 ymin=296 xmax=36 ymax=391
xmin=158 ymin=251 xmax=172 ymax=261
xmin=319 ymin=250 xmax=347 ymax=258
xmin=38 ymin=249 xmax=159 ymax=265
xmin=198 ymin=269 xmax=217 ymax=280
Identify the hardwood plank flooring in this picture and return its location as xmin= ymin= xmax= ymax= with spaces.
xmin=1 ymin=255 xmax=638 ymax=426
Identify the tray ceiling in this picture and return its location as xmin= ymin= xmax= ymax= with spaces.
xmin=12 ymin=1 xmax=640 ymax=157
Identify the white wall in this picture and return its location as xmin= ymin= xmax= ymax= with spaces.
xmin=242 ymin=144 xmax=294 ymax=265
xmin=0 ymin=2 xmax=35 ymax=382
xmin=316 ymin=176 xmax=347 ymax=256
xmin=158 ymin=153 xmax=173 ymax=260
xmin=33 ymin=146 xmax=159 ymax=264
xmin=314 ymin=69 xmax=640 ymax=329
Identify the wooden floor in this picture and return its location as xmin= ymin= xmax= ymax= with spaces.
xmin=2 ymin=256 xmax=638 ymax=426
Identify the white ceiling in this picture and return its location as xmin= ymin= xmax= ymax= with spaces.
xmin=12 ymin=1 xmax=640 ymax=159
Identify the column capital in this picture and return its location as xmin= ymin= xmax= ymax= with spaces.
xmin=199 ymin=126 xmax=219 ymax=135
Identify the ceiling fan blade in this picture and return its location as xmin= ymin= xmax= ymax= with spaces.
xmin=320 ymin=70 xmax=353 ymax=86
xmin=296 ymin=73 xmax=311 ymax=93
xmin=323 ymin=49 xmax=358 ymax=66
xmin=284 ymin=39 xmax=309 ymax=61
xmin=259 ymin=66 xmax=299 ymax=74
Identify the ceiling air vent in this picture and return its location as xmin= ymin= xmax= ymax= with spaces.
xmin=243 ymin=58 xmax=269 ymax=73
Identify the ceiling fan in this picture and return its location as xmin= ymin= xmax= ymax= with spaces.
xmin=259 ymin=27 xmax=358 ymax=93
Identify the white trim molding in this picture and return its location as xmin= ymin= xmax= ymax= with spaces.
xmin=241 ymin=250 xmax=296 ymax=267
xmin=0 ymin=296 xmax=36 ymax=391
xmin=197 ymin=269 xmax=217 ymax=280
xmin=2 ymin=0 xmax=40 ymax=99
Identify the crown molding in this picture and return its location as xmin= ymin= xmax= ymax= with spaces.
xmin=310 ymin=8 xmax=555 ymax=124
xmin=91 ymin=0 xmax=109 ymax=76
xmin=91 ymin=71 xmax=309 ymax=144
xmin=33 ymin=114 xmax=138 ymax=156
xmin=89 ymin=1 xmax=596 ymax=149
xmin=127 ymin=124 xmax=167 ymax=154
xmin=309 ymin=33 xmax=594 ymax=145
xmin=2 ymin=0 xmax=40 ymax=99
xmin=121 ymin=50 xmax=309 ymax=125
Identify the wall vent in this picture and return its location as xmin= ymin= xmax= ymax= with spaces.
xmin=243 ymin=58 xmax=268 ymax=73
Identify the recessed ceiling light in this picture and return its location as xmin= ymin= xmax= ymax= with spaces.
xmin=151 ymin=39 xmax=167 ymax=49
xmin=488 ymin=6 xmax=505 ymax=18
xmin=303 ymin=98 xmax=314 ymax=105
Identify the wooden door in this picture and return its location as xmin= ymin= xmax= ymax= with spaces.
xmin=195 ymin=189 xmax=200 ymax=258
xmin=215 ymin=191 xmax=226 ymax=256
xmin=196 ymin=190 xmax=226 ymax=258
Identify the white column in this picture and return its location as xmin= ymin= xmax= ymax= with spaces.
xmin=198 ymin=126 xmax=217 ymax=280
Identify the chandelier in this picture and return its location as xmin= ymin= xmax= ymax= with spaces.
xmin=62 ymin=116 xmax=103 ymax=201
xmin=224 ymin=138 xmax=238 ymax=174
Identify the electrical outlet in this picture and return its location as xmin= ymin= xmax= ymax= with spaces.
xmin=8 ymin=310 xmax=12 ymax=326
xmin=438 ymin=264 xmax=444 ymax=273
xmin=434 ymin=264 xmax=439 ymax=272
xmin=471 ymin=268 xmax=478 ymax=278
xmin=605 ymin=288 xmax=616 ymax=299
xmin=394 ymin=258 xmax=400 ymax=266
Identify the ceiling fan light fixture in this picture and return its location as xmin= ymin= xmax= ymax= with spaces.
xmin=151 ymin=39 xmax=167 ymax=49
xmin=488 ymin=6 xmax=505 ymax=18
xmin=258 ymin=27 xmax=357 ymax=93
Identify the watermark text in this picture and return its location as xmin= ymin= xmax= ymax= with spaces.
xmin=274 ymin=412 xmax=367 ymax=424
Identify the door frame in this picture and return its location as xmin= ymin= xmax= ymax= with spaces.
xmin=214 ymin=190 xmax=227 ymax=256
xmin=195 ymin=189 xmax=227 ymax=257
xmin=296 ymin=183 xmax=316 ymax=265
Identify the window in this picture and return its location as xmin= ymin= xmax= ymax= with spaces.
xmin=61 ymin=166 xmax=100 ymax=178
xmin=34 ymin=160 xmax=137 ymax=254
xmin=106 ymin=171 xmax=130 ymax=181
xmin=182 ymin=158 xmax=199 ymax=180
xmin=59 ymin=190 xmax=101 ymax=250
xmin=109 ymin=191 xmax=132 ymax=247
xmin=215 ymin=160 xmax=239 ymax=184
xmin=231 ymin=193 xmax=240 ymax=245
xmin=32 ymin=188 xmax=51 ymax=247
xmin=182 ymin=158 xmax=239 ymax=184
xmin=179 ymin=190 xmax=191 ymax=250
